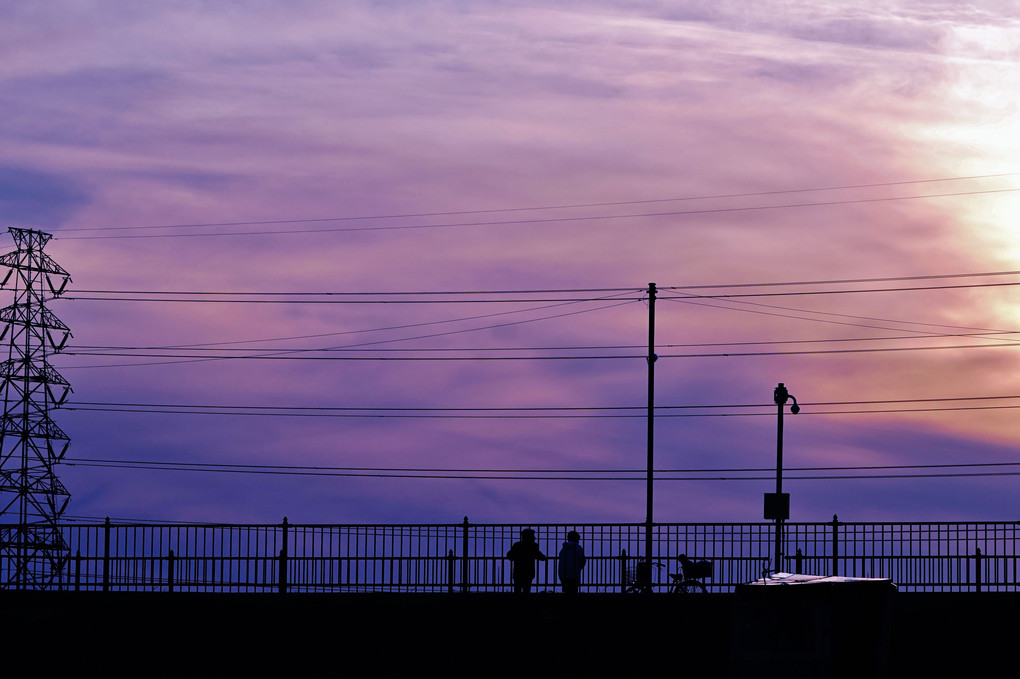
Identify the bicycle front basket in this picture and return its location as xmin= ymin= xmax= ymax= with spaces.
xmin=687 ymin=560 xmax=713 ymax=580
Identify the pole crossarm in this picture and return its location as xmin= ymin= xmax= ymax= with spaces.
xmin=0 ymin=227 xmax=73 ymax=589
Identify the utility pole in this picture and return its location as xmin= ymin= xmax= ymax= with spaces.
xmin=644 ymin=283 xmax=657 ymax=582
xmin=0 ymin=228 xmax=72 ymax=589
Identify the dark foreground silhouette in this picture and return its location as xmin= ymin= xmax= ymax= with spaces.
xmin=1 ymin=588 xmax=1012 ymax=676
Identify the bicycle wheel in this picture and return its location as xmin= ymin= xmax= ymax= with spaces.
xmin=681 ymin=578 xmax=707 ymax=593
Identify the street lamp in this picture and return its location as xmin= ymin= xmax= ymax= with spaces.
xmin=765 ymin=382 xmax=799 ymax=575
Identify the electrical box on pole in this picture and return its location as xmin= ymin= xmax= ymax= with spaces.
xmin=763 ymin=492 xmax=790 ymax=520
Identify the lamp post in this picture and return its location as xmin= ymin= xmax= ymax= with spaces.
xmin=765 ymin=382 xmax=799 ymax=575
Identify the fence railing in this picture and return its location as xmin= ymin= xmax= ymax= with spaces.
xmin=2 ymin=516 xmax=1016 ymax=592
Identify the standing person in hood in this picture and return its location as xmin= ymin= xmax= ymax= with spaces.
xmin=558 ymin=530 xmax=586 ymax=594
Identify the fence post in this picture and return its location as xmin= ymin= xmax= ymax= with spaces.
xmin=620 ymin=550 xmax=628 ymax=592
xmin=447 ymin=550 xmax=455 ymax=593
xmin=831 ymin=514 xmax=839 ymax=577
xmin=168 ymin=549 xmax=176 ymax=593
xmin=74 ymin=549 xmax=81 ymax=592
xmin=102 ymin=516 xmax=111 ymax=592
xmin=279 ymin=516 xmax=289 ymax=594
xmin=461 ymin=516 xmax=469 ymax=592
xmin=974 ymin=548 xmax=982 ymax=593
xmin=795 ymin=548 xmax=803 ymax=574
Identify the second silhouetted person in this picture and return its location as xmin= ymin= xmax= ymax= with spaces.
xmin=557 ymin=530 xmax=586 ymax=594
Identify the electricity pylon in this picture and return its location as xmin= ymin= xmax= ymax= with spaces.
xmin=0 ymin=228 xmax=72 ymax=588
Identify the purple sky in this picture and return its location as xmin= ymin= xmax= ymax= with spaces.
xmin=3 ymin=1 xmax=1020 ymax=523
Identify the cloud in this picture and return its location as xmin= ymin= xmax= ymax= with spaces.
xmin=0 ymin=166 xmax=89 ymax=228
xmin=2 ymin=1 xmax=1018 ymax=523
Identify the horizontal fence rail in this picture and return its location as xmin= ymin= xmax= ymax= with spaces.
xmin=1 ymin=517 xmax=1016 ymax=593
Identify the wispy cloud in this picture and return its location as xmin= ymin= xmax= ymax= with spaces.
xmin=2 ymin=1 xmax=1018 ymax=522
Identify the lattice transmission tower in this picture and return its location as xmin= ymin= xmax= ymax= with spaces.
xmin=0 ymin=228 xmax=72 ymax=588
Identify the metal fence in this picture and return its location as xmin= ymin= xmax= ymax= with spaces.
xmin=2 ymin=516 xmax=1016 ymax=592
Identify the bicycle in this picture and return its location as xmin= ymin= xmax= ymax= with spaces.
xmin=622 ymin=560 xmax=663 ymax=594
xmin=667 ymin=554 xmax=711 ymax=594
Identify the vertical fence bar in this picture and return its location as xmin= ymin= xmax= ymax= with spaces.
xmin=618 ymin=548 xmax=623 ymax=592
xmin=461 ymin=516 xmax=469 ymax=592
xmin=168 ymin=549 xmax=176 ymax=593
xmin=975 ymin=547 xmax=982 ymax=593
xmin=831 ymin=515 xmax=839 ymax=577
xmin=102 ymin=517 xmax=111 ymax=592
xmin=447 ymin=549 xmax=455 ymax=593
xmin=279 ymin=517 xmax=289 ymax=594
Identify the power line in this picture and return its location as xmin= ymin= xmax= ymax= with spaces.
xmin=61 ymin=280 xmax=1020 ymax=305
xmin=62 ymin=269 xmax=1020 ymax=297
xmin=64 ymin=457 xmax=1020 ymax=473
xmin=662 ymin=280 xmax=1020 ymax=300
xmin=55 ymin=273 xmax=1020 ymax=367
xmin=54 ymin=172 xmax=1020 ymax=234
xmin=53 ymin=187 xmax=1020 ymax=240
xmin=67 ymin=273 xmax=1020 ymax=356
xmin=59 ymin=513 xmax=220 ymax=525
xmin=57 ymin=340 xmax=1020 ymax=365
xmin=64 ymin=331 xmax=1020 ymax=354
xmin=64 ymin=394 xmax=1020 ymax=410
xmin=665 ymin=297 xmax=1014 ymax=339
xmin=60 ymin=297 xmax=637 ymax=369
xmin=667 ymin=269 xmax=1020 ymax=291
xmin=70 ymin=287 xmax=637 ymax=296
xmin=63 ymin=295 xmax=642 ymax=304
xmin=62 ymin=395 xmax=1020 ymax=418
xmin=154 ymin=294 xmax=637 ymax=349
xmin=60 ymin=405 xmax=1020 ymax=418
xmin=56 ymin=272 xmax=1020 ymax=359
xmin=63 ymin=457 xmax=1020 ymax=481
xmin=666 ymin=294 xmax=1013 ymax=335
xmin=658 ymin=342 xmax=1020 ymax=359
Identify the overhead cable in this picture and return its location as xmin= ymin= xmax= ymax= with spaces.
xmin=55 ymin=172 xmax=1020 ymax=234
xmin=54 ymin=187 xmax=1020 ymax=240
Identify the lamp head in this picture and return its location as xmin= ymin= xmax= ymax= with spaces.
xmin=774 ymin=382 xmax=789 ymax=406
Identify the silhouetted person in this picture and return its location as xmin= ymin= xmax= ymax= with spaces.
xmin=557 ymin=530 xmax=586 ymax=594
xmin=506 ymin=528 xmax=547 ymax=593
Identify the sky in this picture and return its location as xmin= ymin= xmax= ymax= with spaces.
xmin=2 ymin=1 xmax=1020 ymax=525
